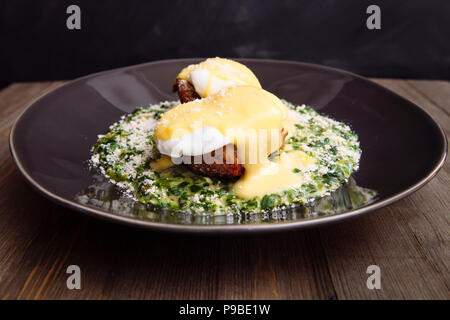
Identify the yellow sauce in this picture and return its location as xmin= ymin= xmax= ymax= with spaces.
xmin=176 ymin=57 xmax=261 ymax=97
xmin=150 ymin=155 xmax=174 ymax=172
xmin=154 ymin=85 xmax=318 ymax=199
xmin=155 ymin=86 xmax=287 ymax=142
xmin=232 ymin=150 xmax=313 ymax=198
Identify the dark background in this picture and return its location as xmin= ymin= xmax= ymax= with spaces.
xmin=1 ymin=0 xmax=449 ymax=88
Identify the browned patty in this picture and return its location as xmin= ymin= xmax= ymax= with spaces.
xmin=173 ymin=79 xmax=245 ymax=179
xmin=174 ymin=79 xmax=201 ymax=103
xmin=173 ymin=79 xmax=288 ymax=179
xmin=186 ymin=144 xmax=244 ymax=180
xmin=185 ymin=128 xmax=288 ymax=180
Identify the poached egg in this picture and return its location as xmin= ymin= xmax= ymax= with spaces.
xmin=154 ymin=58 xmax=314 ymax=199
xmin=175 ymin=57 xmax=261 ymax=98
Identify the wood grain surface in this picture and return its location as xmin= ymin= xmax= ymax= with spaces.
xmin=0 ymin=79 xmax=448 ymax=300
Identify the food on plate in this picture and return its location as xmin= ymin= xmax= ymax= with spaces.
xmin=91 ymin=58 xmax=361 ymax=214
xmin=156 ymin=85 xmax=289 ymax=184
xmin=186 ymin=144 xmax=244 ymax=180
xmin=173 ymin=57 xmax=261 ymax=102
xmin=174 ymin=79 xmax=200 ymax=103
xmin=170 ymin=58 xmax=283 ymax=179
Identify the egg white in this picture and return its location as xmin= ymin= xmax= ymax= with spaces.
xmin=156 ymin=126 xmax=231 ymax=159
xmin=188 ymin=70 xmax=236 ymax=98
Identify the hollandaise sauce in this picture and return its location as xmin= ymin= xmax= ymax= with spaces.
xmin=176 ymin=57 xmax=261 ymax=97
xmin=91 ymin=100 xmax=361 ymax=215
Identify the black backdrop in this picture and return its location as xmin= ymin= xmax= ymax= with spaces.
xmin=1 ymin=0 xmax=449 ymax=87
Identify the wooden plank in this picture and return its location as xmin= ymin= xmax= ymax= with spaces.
xmin=0 ymin=81 xmax=335 ymax=300
xmin=0 ymin=82 xmax=66 ymax=166
xmin=0 ymin=82 xmax=219 ymax=300
xmin=216 ymin=231 xmax=337 ymax=300
xmin=319 ymin=175 xmax=449 ymax=299
xmin=318 ymin=79 xmax=449 ymax=299
xmin=406 ymin=80 xmax=450 ymax=117
xmin=0 ymin=82 xmax=79 ymax=300
xmin=370 ymin=79 xmax=449 ymax=133
xmin=0 ymin=80 xmax=448 ymax=300
xmin=41 ymin=224 xmax=220 ymax=299
xmin=0 ymin=172 xmax=221 ymax=300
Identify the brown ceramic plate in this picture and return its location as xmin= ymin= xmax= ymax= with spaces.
xmin=9 ymin=59 xmax=447 ymax=233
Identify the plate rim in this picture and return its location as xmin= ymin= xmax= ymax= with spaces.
xmin=8 ymin=58 xmax=448 ymax=234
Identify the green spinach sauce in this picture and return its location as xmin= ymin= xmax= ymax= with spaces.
xmin=91 ymin=100 xmax=361 ymax=214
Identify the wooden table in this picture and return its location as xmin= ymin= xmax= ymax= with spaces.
xmin=0 ymin=79 xmax=448 ymax=300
